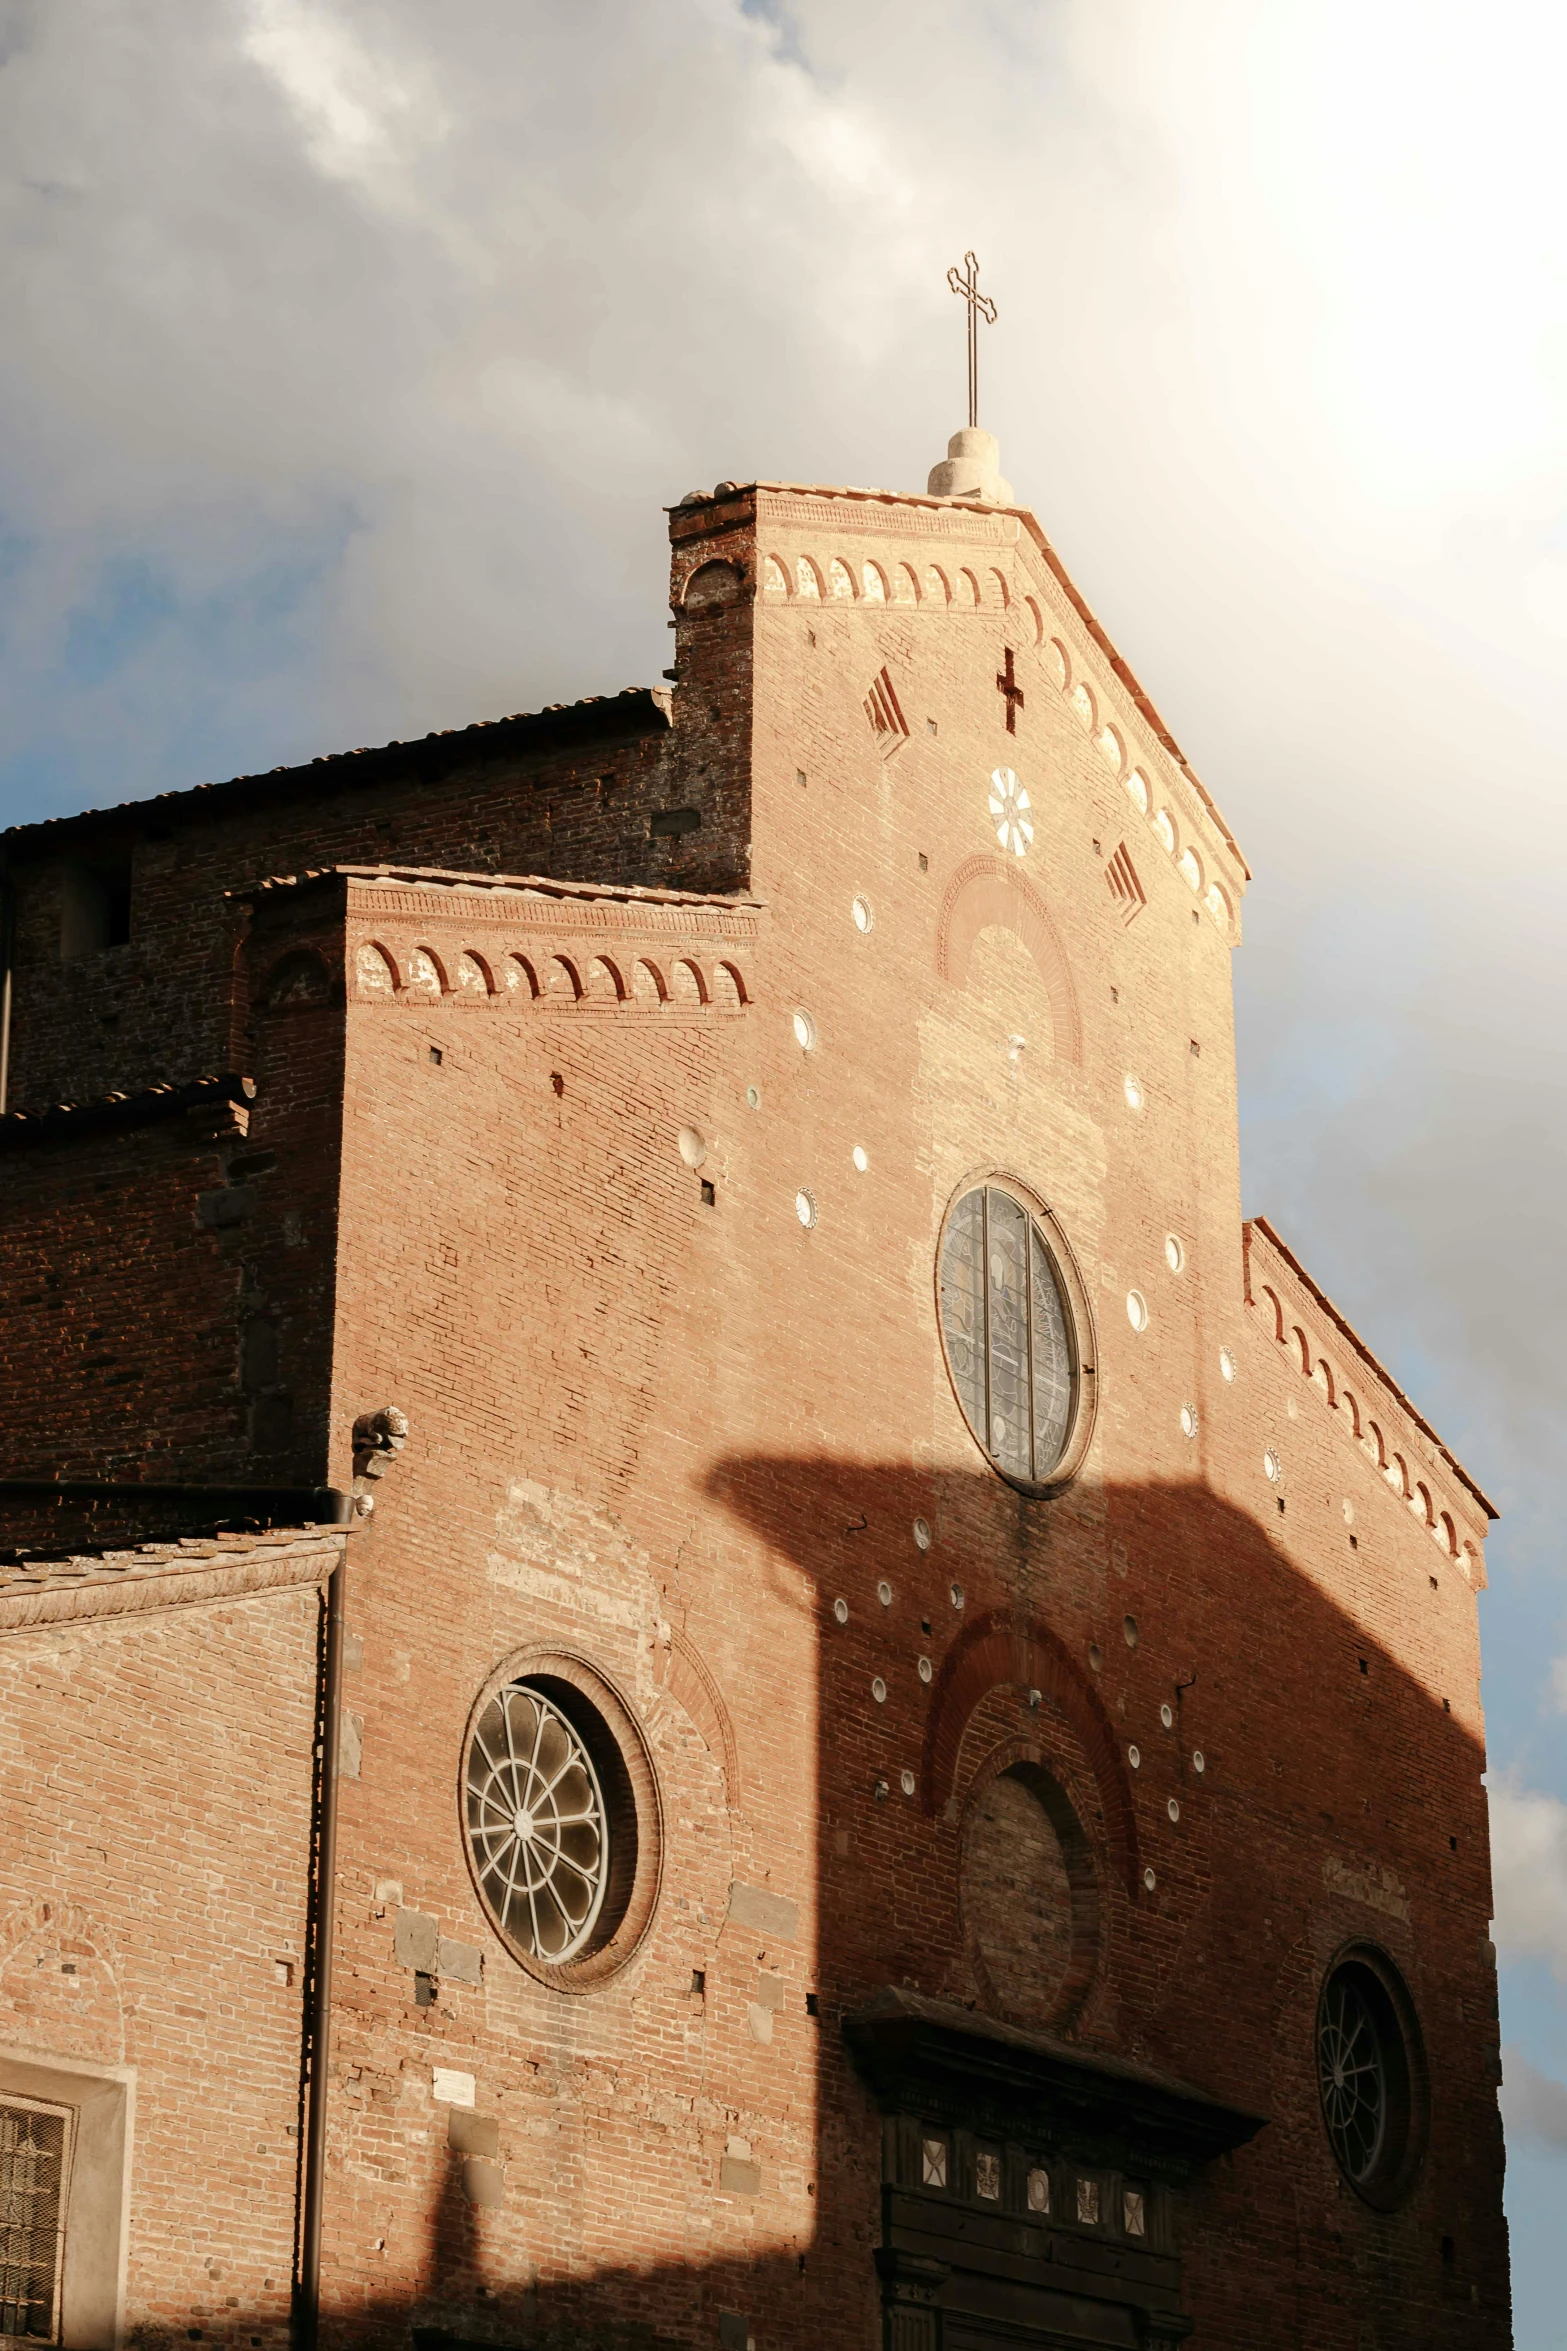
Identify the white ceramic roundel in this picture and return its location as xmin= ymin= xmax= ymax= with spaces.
xmin=988 ymin=768 xmax=1034 ymax=859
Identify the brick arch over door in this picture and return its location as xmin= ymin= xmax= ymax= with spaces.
xmin=920 ymin=1609 xmax=1137 ymax=1893
xmin=935 ymin=855 xmax=1084 ymax=1065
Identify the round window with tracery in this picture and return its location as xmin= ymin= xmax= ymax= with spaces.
xmin=466 ymin=1682 xmax=607 ymax=1961
xmin=461 ymin=1658 xmax=662 ymax=1988
xmin=938 ymin=1182 xmax=1093 ymax=1490
xmin=1316 ymin=1949 xmax=1428 ymax=2207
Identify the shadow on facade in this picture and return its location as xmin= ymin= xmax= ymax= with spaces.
xmin=147 ymin=1463 xmax=1497 ymax=2351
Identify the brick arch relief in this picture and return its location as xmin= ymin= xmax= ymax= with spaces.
xmin=923 ymin=1614 xmax=1143 ymax=2040
xmin=354 ymin=941 xmax=399 ymax=997
xmin=406 ymin=945 xmax=445 ymax=998
xmin=935 ymin=855 xmax=1084 ymax=1067
xmin=258 ymin=946 xmax=333 ymax=1011
xmin=349 ymin=933 xmax=750 ymax=1014
xmin=680 ymin=557 xmax=746 ymax=611
xmin=652 ymin=1622 xmax=741 ymax=1817
xmin=0 ymin=1898 xmax=126 ymax=2065
xmin=583 ymin=955 xmax=624 ymax=1002
xmin=921 ymin=1612 xmax=1137 ymax=1892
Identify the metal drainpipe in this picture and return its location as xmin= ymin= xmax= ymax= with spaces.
xmin=296 ymin=1546 xmax=347 ymax=2351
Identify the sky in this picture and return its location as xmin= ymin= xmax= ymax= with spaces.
xmin=3 ymin=0 xmax=1565 ymax=2331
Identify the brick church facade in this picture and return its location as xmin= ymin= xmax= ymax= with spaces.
xmin=0 ymin=433 xmax=1512 ymax=2349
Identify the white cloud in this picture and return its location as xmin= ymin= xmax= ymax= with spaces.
xmin=1502 ymin=2048 xmax=1567 ymax=2158
xmin=4 ymin=0 xmax=1567 ymax=2308
xmin=239 ymin=0 xmax=445 ymax=188
xmin=1490 ymin=1778 xmax=1567 ymax=1981
xmin=0 ymin=0 xmax=1565 ymax=1486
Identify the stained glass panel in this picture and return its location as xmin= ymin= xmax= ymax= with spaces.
xmin=940 ymin=1186 xmax=1079 ymax=1488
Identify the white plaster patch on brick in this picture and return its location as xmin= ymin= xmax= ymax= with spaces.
xmin=432 ymin=2068 xmax=476 ymax=2107
xmin=1322 ymin=1856 xmax=1411 ymax=1923
xmin=483 ymin=1554 xmax=641 ymax=1628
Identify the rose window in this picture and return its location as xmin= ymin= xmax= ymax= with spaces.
xmin=464 ymin=1681 xmax=608 ymax=1963
xmin=1318 ymin=1966 xmax=1386 ymax=2183
xmin=989 ymin=767 xmax=1034 ymax=858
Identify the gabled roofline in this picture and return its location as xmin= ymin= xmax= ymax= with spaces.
xmin=234 ymin=864 xmax=762 ymax=912
xmin=1011 ymin=510 xmax=1249 ymax=880
xmin=0 ymin=688 xmax=673 ymax=854
xmin=676 ymin=478 xmax=1250 ymax=882
xmin=1245 ymin=1216 xmax=1497 ymax=1520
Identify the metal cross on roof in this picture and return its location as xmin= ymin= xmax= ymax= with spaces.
xmin=946 ymin=250 xmax=997 ymax=431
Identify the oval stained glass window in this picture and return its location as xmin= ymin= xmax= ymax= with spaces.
xmin=939 ymin=1185 xmax=1079 ymax=1485
xmin=465 ymin=1681 xmax=608 ymax=1963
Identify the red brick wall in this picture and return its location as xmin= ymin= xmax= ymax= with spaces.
xmin=0 ymin=482 xmax=1510 ymax=2349
xmin=0 ymin=943 xmax=343 ymax=1523
xmin=300 ymin=472 xmax=1505 ymax=2343
xmin=4 ymin=690 xmax=750 ymax=1116
xmin=0 ymin=1557 xmax=328 ymax=2348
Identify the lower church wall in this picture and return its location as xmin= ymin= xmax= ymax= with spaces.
xmin=0 ymin=1578 xmax=321 ymax=2349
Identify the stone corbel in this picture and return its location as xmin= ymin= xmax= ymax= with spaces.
xmin=351 ymin=1406 xmax=409 ymax=1520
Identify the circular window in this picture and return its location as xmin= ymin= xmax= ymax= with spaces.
xmin=461 ymin=1655 xmax=661 ymax=1991
xmin=466 ymin=1683 xmax=607 ymax=1959
xmin=1316 ymin=1949 xmax=1428 ymax=2207
xmin=938 ymin=1181 xmax=1093 ymax=1491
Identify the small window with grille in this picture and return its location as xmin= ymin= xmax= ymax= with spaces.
xmin=0 ymin=2096 xmax=73 ymax=2345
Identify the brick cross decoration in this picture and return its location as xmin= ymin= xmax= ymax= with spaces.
xmin=996 ymin=645 xmax=1025 ymax=734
